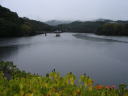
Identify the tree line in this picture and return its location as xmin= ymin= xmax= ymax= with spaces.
xmin=1 ymin=5 xmax=128 ymax=37
xmin=0 ymin=5 xmax=55 ymax=37
xmin=57 ymin=20 xmax=128 ymax=36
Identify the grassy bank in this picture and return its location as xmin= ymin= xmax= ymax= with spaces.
xmin=0 ymin=61 xmax=128 ymax=96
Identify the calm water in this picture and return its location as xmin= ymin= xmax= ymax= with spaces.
xmin=0 ymin=33 xmax=128 ymax=85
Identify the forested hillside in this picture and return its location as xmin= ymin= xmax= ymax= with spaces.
xmin=96 ymin=22 xmax=128 ymax=36
xmin=1 ymin=4 xmax=128 ymax=37
xmin=0 ymin=5 xmax=54 ymax=37
xmin=57 ymin=20 xmax=108 ymax=33
xmin=57 ymin=20 xmax=128 ymax=36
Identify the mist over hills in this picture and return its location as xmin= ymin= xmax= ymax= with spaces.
xmin=1 ymin=5 xmax=128 ymax=37
xmin=45 ymin=20 xmax=72 ymax=26
xmin=57 ymin=20 xmax=128 ymax=36
xmin=45 ymin=19 xmax=111 ymax=26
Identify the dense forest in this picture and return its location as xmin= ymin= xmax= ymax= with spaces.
xmin=1 ymin=5 xmax=128 ymax=37
xmin=0 ymin=5 xmax=54 ymax=37
xmin=57 ymin=20 xmax=128 ymax=36
xmin=57 ymin=20 xmax=108 ymax=33
xmin=96 ymin=22 xmax=128 ymax=36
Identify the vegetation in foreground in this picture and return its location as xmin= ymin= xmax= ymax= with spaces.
xmin=0 ymin=61 xmax=128 ymax=96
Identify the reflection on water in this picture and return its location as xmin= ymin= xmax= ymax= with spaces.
xmin=0 ymin=33 xmax=128 ymax=85
xmin=74 ymin=33 xmax=128 ymax=43
xmin=0 ymin=46 xmax=19 ymax=61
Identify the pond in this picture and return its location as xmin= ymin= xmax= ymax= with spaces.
xmin=0 ymin=33 xmax=128 ymax=85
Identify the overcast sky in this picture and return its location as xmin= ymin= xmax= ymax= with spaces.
xmin=0 ymin=0 xmax=128 ymax=21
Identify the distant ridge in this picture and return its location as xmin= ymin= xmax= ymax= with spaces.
xmin=57 ymin=19 xmax=128 ymax=36
xmin=45 ymin=20 xmax=72 ymax=26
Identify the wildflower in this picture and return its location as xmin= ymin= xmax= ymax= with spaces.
xmin=95 ymin=85 xmax=104 ymax=90
xmin=111 ymin=85 xmax=116 ymax=89
xmin=105 ymin=86 xmax=111 ymax=89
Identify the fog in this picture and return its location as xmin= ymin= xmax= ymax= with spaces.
xmin=0 ymin=0 xmax=128 ymax=21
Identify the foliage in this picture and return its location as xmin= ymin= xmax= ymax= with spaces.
xmin=0 ymin=5 xmax=54 ymax=37
xmin=0 ymin=61 xmax=128 ymax=96
xmin=96 ymin=23 xmax=128 ymax=36
xmin=1 ymin=4 xmax=128 ymax=36
xmin=57 ymin=21 xmax=108 ymax=33
xmin=57 ymin=20 xmax=128 ymax=36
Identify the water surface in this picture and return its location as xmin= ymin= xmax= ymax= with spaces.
xmin=0 ymin=33 xmax=128 ymax=85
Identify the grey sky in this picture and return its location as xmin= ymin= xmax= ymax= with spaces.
xmin=0 ymin=0 xmax=128 ymax=21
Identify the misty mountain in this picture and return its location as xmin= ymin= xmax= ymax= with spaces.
xmin=57 ymin=20 xmax=108 ymax=33
xmin=45 ymin=20 xmax=72 ymax=26
xmin=57 ymin=20 xmax=128 ymax=36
